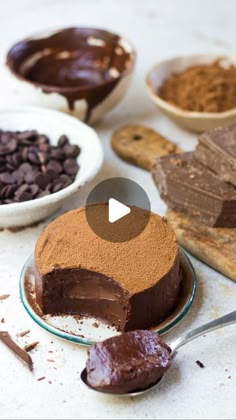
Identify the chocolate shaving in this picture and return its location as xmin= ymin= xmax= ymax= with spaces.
xmin=24 ymin=341 xmax=39 ymax=352
xmin=17 ymin=329 xmax=30 ymax=337
xmin=37 ymin=376 xmax=46 ymax=382
xmin=0 ymin=331 xmax=33 ymax=371
xmin=0 ymin=294 xmax=10 ymax=301
xmin=1 ymin=318 xmax=5 ymax=323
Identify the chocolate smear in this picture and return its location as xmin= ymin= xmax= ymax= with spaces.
xmin=0 ymin=331 xmax=33 ymax=371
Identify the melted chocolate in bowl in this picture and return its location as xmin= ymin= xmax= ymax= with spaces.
xmin=6 ymin=28 xmax=135 ymax=120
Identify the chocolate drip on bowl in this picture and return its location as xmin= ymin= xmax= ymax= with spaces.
xmin=7 ymin=28 xmax=135 ymax=121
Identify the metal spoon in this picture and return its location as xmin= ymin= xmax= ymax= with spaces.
xmin=81 ymin=310 xmax=236 ymax=397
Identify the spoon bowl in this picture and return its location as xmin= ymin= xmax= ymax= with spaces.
xmin=80 ymin=368 xmax=164 ymax=397
xmin=81 ymin=310 xmax=236 ymax=397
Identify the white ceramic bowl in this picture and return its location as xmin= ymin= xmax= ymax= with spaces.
xmin=0 ymin=107 xmax=103 ymax=229
xmin=146 ymin=54 xmax=236 ymax=132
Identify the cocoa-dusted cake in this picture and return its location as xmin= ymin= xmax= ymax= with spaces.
xmin=34 ymin=203 xmax=181 ymax=331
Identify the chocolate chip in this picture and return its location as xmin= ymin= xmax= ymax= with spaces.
xmin=19 ymin=162 xmax=32 ymax=174
xmin=50 ymin=148 xmax=65 ymax=160
xmin=17 ymin=191 xmax=32 ymax=202
xmin=63 ymin=159 xmax=79 ymax=176
xmin=59 ymin=174 xmax=73 ymax=187
xmin=15 ymin=184 xmax=30 ymax=198
xmin=21 ymin=147 xmax=29 ymax=162
xmin=37 ymin=190 xmax=50 ymax=198
xmin=52 ymin=183 xmax=64 ymax=193
xmin=17 ymin=130 xmax=38 ymax=141
xmin=38 ymin=143 xmax=50 ymax=153
xmin=46 ymin=169 xmax=57 ymax=181
xmin=45 ymin=183 xmax=53 ymax=192
xmin=0 ymin=173 xmax=15 ymax=184
xmin=11 ymin=152 xmax=22 ymax=167
xmin=46 ymin=160 xmax=63 ymax=174
xmin=34 ymin=173 xmax=51 ymax=189
xmin=63 ymin=144 xmax=80 ymax=158
xmin=3 ymin=185 xmax=17 ymax=198
xmin=24 ymin=169 xmax=39 ymax=184
xmin=12 ymin=170 xmax=24 ymax=185
xmin=4 ymin=199 xmax=14 ymax=204
xmin=30 ymin=184 xmax=40 ymax=197
xmin=58 ymin=135 xmax=69 ymax=147
xmin=0 ymin=138 xmax=17 ymax=155
xmin=37 ymin=135 xmax=49 ymax=145
xmin=28 ymin=151 xmax=40 ymax=165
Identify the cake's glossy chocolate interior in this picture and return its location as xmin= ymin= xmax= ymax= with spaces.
xmin=7 ymin=28 xmax=135 ymax=120
xmin=35 ymin=268 xmax=128 ymax=330
xmin=35 ymin=261 xmax=181 ymax=332
xmin=86 ymin=330 xmax=172 ymax=393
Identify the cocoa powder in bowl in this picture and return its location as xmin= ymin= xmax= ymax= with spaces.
xmin=158 ymin=59 xmax=236 ymax=113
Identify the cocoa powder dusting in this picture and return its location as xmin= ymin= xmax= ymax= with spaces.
xmin=159 ymin=60 xmax=236 ymax=112
xmin=34 ymin=205 xmax=178 ymax=294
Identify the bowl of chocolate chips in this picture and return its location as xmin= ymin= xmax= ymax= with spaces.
xmin=0 ymin=107 xmax=103 ymax=229
xmin=146 ymin=54 xmax=236 ymax=132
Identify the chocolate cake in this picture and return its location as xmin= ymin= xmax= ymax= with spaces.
xmin=86 ymin=330 xmax=172 ymax=393
xmin=34 ymin=204 xmax=181 ymax=331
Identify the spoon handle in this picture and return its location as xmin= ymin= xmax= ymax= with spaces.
xmin=171 ymin=310 xmax=236 ymax=355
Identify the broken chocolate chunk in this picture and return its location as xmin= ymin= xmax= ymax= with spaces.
xmin=152 ymin=152 xmax=236 ymax=227
xmin=195 ymin=123 xmax=236 ymax=187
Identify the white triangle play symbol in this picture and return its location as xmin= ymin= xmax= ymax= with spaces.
xmin=108 ymin=198 xmax=131 ymax=223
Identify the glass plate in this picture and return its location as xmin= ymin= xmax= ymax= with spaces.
xmin=19 ymin=248 xmax=196 ymax=346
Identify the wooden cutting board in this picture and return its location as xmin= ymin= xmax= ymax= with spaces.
xmin=167 ymin=210 xmax=236 ymax=282
xmin=111 ymin=125 xmax=182 ymax=170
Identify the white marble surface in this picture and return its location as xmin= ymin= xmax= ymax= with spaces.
xmin=0 ymin=0 xmax=236 ymax=419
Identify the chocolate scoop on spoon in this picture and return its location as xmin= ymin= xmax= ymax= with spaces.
xmin=81 ymin=310 xmax=236 ymax=396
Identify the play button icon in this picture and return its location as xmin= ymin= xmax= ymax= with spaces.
xmin=85 ymin=177 xmax=151 ymax=242
xmin=108 ymin=198 xmax=131 ymax=223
